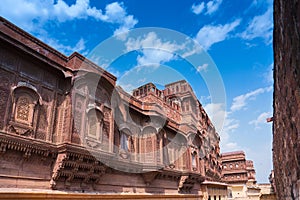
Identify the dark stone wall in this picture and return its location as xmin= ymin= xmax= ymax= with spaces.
xmin=273 ymin=0 xmax=300 ymax=199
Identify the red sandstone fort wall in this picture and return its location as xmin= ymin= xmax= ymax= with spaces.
xmin=273 ymin=0 xmax=300 ymax=199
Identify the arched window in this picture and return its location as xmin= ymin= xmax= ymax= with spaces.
xmin=120 ymin=131 xmax=129 ymax=151
xmin=87 ymin=109 xmax=103 ymax=141
xmin=141 ymin=126 xmax=156 ymax=163
xmin=192 ymin=152 xmax=197 ymax=168
xmin=12 ymin=83 xmax=41 ymax=127
xmin=118 ymin=128 xmax=133 ymax=154
xmin=9 ymin=82 xmax=42 ymax=137
xmin=156 ymin=130 xmax=165 ymax=164
xmin=16 ymin=95 xmax=31 ymax=122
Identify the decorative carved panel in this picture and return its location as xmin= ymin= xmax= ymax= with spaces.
xmin=36 ymin=131 xmax=46 ymax=140
xmin=0 ymin=90 xmax=9 ymax=129
xmin=73 ymin=111 xmax=82 ymax=134
xmin=38 ymin=104 xmax=48 ymax=132
xmin=53 ymin=94 xmax=64 ymax=143
xmin=16 ymin=96 xmax=30 ymax=121
xmin=73 ymin=94 xmax=85 ymax=136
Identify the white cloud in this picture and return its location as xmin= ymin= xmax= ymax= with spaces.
xmin=264 ymin=63 xmax=274 ymax=83
xmin=249 ymin=111 xmax=272 ymax=129
xmin=74 ymin=38 xmax=86 ymax=52
xmin=205 ymin=86 xmax=272 ymax=152
xmin=221 ymin=115 xmax=240 ymax=152
xmin=196 ymin=63 xmax=208 ymax=72
xmin=38 ymin=36 xmax=87 ymax=56
xmin=119 ymin=83 xmax=135 ymax=93
xmin=137 ymin=78 xmax=146 ymax=84
xmin=195 ymin=19 xmax=241 ymax=50
xmin=0 ymin=0 xmax=138 ymax=39
xmin=204 ymin=103 xmax=226 ymax=133
xmin=125 ymin=32 xmax=185 ymax=67
xmin=230 ymin=86 xmax=272 ymax=112
xmin=191 ymin=0 xmax=222 ymax=15
xmin=224 ymin=142 xmax=239 ymax=151
xmin=204 ymin=103 xmax=240 ymax=152
xmin=240 ymin=7 xmax=273 ymax=44
xmin=136 ymin=50 xmax=174 ymax=68
xmin=96 ymin=2 xmax=138 ymax=37
xmin=126 ymin=32 xmax=183 ymax=52
xmin=191 ymin=2 xmax=205 ymax=15
xmin=206 ymin=0 xmax=223 ymax=15
xmin=89 ymin=55 xmax=111 ymax=69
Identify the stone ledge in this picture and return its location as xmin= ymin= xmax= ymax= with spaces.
xmin=0 ymin=190 xmax=203 ymax=200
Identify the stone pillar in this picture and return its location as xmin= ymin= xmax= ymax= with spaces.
xmin=273 ymin=0 xmax=300 ymax=199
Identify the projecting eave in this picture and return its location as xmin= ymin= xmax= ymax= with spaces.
xmin=202 ymin=181 xmax=228 ymax=187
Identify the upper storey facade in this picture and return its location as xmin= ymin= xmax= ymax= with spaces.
xmin=0 ymin=17 xmax=222 ymax=194
xmin=221 ymin=151 xmax=256 ymax=184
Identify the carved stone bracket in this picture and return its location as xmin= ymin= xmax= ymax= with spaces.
xmin=177 ymin=174 xmax=201 ymax=193
xmin=0 ymin=143 xmax=7 ymax=153
xmin=178 ymin=175 xmax=189 ymax=191
xmin=50 ymin=153 xmax=68 ymax=189
xmin=142 ymin=171 xmax=158 ymax=185
xmin=0 ymin=133 xmax=56 ymax=159
xmin=50 ymin=149 xmax=108 ymax=190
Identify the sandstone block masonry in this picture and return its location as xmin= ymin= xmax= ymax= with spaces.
xmin=0 ymin=16 xmax=227 ymax=199
xmin=273 ymin=0 xmax=300 ymax=199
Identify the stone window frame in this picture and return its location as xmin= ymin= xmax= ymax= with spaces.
xmin=141 ymin=126 xmax=157 ymax=163
xmin=166 ymin=131 xmax=187 ymax=169
xmin=118 ymin=128 xmax=133 ymax=159
xmin=191 ymin=151 xmax=197 ymax=169
xmin=156 ymin=129 xmax=168 ymax=165
xmin=120 ymin=130 xmax=129 ymax=151
xmin=187 ymin=132 xmax=201 ymax=171
xmin=86 ymin=107 xmax=104 ymax=142
xmin=10 ymin=82 xmax=42 ymax=129
xmin=118 ymin=127 xmax=134 ymax=152
xmin=15 ymin=94 xmax=35 ymax=125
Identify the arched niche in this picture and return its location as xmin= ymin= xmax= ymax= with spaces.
xmin=156 ymin=129 xmax=166 ymax=165
xmin=187 ymin=132 xmax=202 ymax=147
xmin=141 ymin=125 xmax=157 ymax=135
xmin=191 ymin=151 xmax=197 ymax=170
xmin=140 ymin=126 xmax=157 ymax=163
xmin=165 ymin=131 xmax=188 ymax=170
xmin=75 ymin=71 xmax=114 ymax=105
xmin=116 ymin=127 xmax=134 ymax=159
xmin=86 ymin=108 xmax=104 ymax=141
xmin=119 ymin=128 xmax=132 ymax=152
xmin=9 ymin=82 xmax=42 ymax=136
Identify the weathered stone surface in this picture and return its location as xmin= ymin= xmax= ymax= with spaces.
xmin=0 ymin=16 xmax=226 ymax=199
xmin=273 ymin=0 xmax=300 ymax=199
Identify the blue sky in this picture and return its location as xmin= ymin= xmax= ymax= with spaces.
xmin=0 ymin=0 xmax=274 ymax=183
